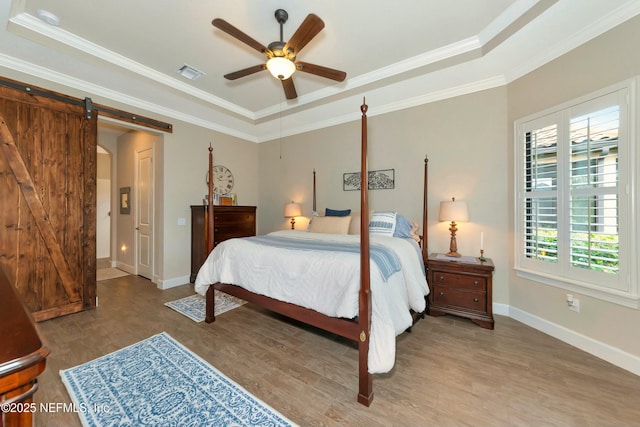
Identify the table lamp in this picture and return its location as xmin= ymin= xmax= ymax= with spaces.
xmin=439 ymin=197 xmax=469 ymax=257
xmin=284 ymin=202 xmax=302 ymax=230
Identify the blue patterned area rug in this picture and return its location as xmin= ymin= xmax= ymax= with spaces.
xmin=164 ymin=291 xmax=246 ymax=322
xmin=60 ymin=332 xmax=296 ymax=427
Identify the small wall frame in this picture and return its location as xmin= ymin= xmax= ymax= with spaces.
xmin=120 ymin=187 xmax=131 ymax=214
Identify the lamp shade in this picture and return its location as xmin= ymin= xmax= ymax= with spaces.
xmin=439 ymin=197 xmax=469 ymax=222
xmin=284 ymin=202 xmax=302 ymax=218
xmin=266 ymin=57 xmax=296 ymax=80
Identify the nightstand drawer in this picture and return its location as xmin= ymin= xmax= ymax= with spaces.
xmin=433 ymin=285 xmax=487 ymax=312
xmin=432 ymin=271 xmax=486 ymax=291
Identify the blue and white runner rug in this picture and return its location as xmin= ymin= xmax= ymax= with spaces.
xmin=60 ymin=332 xmax=296 ymax=427
xmin=164 ymin=291 xmax=246 ymax=322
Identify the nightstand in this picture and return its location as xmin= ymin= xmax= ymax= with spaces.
xmin=426 ymin=253 xmax=494 ymax=329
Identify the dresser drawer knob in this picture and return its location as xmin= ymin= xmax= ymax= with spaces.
xmin=214 ymin=216 xmax=218 ymax=220
xmin=474 ymin=280 xmax=479 ymax=286
xmin=474 ymin=298 xmax=479 ymax=303
xmin=439 ymin=291 xmax=444 ymax=296
xmin=438 ymin=276 xmax=444 ymax=281
xmin=214 ymin=228 xmax=218 ymax=232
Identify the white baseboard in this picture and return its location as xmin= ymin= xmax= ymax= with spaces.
xmin=115 ymin=261 xmax=135 ymax=274
xmin=156 ymin=275 xmax=190 ymax=290
xmin=507 ymin=305 xmax=640 ymax=377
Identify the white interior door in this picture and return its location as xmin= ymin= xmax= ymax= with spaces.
xmin=136 ymin=148 xmax=153 ymax=279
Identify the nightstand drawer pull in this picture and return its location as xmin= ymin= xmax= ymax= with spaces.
xmin=439 ymin=275 xmax=444 ymax=281
xmin=474 ymin=298 xmax=479 ymax=303
xmin=474 ymin=280 xmax=479 ymax=286
xmin=439 ymin=291 xmax=444 ymax=296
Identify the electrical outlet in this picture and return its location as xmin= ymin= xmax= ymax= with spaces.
xmin=569 ymin=297 xmax=580 ymax=312
xmin=567 ymin=294 xmax=580 ymax=312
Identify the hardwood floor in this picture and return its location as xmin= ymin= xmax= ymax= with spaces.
xmin=33 ymin=275 xmax=640 ymax=426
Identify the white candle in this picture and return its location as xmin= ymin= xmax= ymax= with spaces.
xmin=480 ymin=232 xmax=484 ymax=250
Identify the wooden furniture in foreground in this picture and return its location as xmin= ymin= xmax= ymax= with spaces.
xmin=426 ymin=253 xmax=495 ymax=329
xmin=190 ymin=205 xmax=256 ymax=282
xmin=202 ymin=100 xmax=430 ymax=406
xmin=0 ymin=269 xmax=49 ymax=427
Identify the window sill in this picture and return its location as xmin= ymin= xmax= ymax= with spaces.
xmin=514 ymin=267 xmax=639 ymax=309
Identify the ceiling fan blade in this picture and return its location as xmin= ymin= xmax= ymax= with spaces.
xmin=212 ymin=18 xmax=268 ymax=55
xmin=223 ymin=64 xmax=266 ymax=80
xmin=283 ymin=14 xmax=324 ymax=57
xmin=282 ymin=78 xmax=297 ymax=99
xmin=295 ymin=62 xmax=346 ymax=82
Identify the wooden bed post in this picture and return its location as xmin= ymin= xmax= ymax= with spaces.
xmin=358 ymin=99 xmax=373 ymax=406
xmin=205 ymin=144 xmax=216 ymax=323
xmin=206 ymin=143 xmax=215 ymax=253
xmin=422 ymin=156 xmax=429 ymax=265
xmin=312 ymin=169 xmax=317 ymax=212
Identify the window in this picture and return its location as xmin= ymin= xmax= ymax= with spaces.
xmin=515 ymin=80 xmax=638 ymax=307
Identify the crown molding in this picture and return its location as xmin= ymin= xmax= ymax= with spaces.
xmin=8 ymin=12 xmax=256 ymax=120
xmin=0 ymin=52 xmax=259 ymax=142
xmin=504 ymin=0 xmax=640 ymax=83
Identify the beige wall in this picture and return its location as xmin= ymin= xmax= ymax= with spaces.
xmin=258 ymin=88 xmax=510 ymax=304
xmin=159 ymin=121 xmax=259 ymax=285
xmin=115 ymin=131 xmax=158 ymax=273
xmin=507 ymin=16 xmax=640 ymax=360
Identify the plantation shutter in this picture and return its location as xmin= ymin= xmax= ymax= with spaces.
xmin=523 ymin=119 xmax=559 ymax=264
xmin=568 ymin=103 xmax=620 ymax=275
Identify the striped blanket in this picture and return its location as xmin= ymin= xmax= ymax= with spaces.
xmin=246 ymin=235 xmax=401 ymax=281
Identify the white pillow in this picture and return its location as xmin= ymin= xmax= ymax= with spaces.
xmin=309 ymin=215 xmax=352 ymax=234
xmin=369 ymin=211 xmax=397 ymax=236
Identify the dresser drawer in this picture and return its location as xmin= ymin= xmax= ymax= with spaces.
xmin=214 ymin=228 xmax=255 ymax=245
xmin=432 ymin=271 xmax=486 ymax=291
xmin=432 ymin=285 xmax=487 ymax=312
xmin=213 ymin=222 xmax=255 ymax=236
xmin=213 ymin=212 xmax=255 ymax=225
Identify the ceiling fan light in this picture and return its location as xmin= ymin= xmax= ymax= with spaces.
xmin=266 ymin=57 xmax=296 ymax=80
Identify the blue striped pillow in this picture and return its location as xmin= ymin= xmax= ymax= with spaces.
xmin=369 ymin=211 xmax=397 ymax=236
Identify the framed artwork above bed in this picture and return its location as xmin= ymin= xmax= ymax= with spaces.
xmin=343 ymin=169 xmax=395 ymax=191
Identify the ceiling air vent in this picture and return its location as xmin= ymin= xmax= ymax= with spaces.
xmin=177 ymin=64 xmax=205 ymax=80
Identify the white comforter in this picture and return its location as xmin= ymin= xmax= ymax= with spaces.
xmin=195 ymin=230 xmax=429 ymax=373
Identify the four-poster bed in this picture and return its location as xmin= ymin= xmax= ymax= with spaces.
xmin=196 ymin=100 xmax=429 ymax=406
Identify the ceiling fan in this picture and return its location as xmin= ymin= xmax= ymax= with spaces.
xmin=212 ymin=9 xmax=346 ymax=100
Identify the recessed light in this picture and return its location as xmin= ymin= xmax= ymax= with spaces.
xmin=177 ymin=64 xmax=205 ymax=81
xmin=36 ymin=9 xmax=60 ymax=26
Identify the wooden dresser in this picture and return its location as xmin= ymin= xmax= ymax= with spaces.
xmin=0 ymin=269 xmax=49 ymax=427
xmin=190 ymin=205 xmax=257 ymax=282
xmin=426 ymin=253 xmax=495 ymax=329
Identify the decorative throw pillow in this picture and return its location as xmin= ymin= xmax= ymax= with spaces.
xmin=393 ymin=214 xmax=413 ymax=239
xmin=369 ymin=211 xmax=397 ymax=236
xmin=309 ymin=215 xmax=352 ymax=234
xmin=349 ymin=211 xmax=361 ymax=235
xmin=409 ymin=219 xmax=421 ymax=243
xmin=307 ymin=210 xmax=319 ymax=231
xmin=325 ymin=208 xmax=351 ymax=217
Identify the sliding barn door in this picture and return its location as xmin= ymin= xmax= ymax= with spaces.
xmin=0 ymin=81 xmax=97 ymax=321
